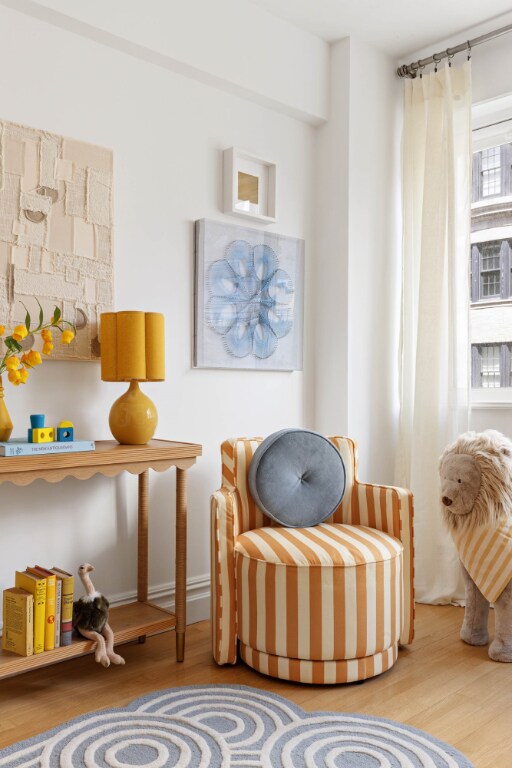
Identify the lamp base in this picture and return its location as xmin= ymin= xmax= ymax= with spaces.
xmin=109 ymin=380 xmax=157 ymax=445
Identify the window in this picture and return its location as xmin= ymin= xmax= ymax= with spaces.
xmin=472 ymin=142 xmax=512 ymax=202
xmin=481 ymin=146 xmax=501 ymax=197
xmin=470 ymin=103 xmax=512 ymax=394
xmin=472 ymin=343 xmax=512 ymax=388
xmin=470 ymin=240 xmax=511 ymax=302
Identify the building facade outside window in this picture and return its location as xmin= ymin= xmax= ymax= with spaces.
xmin=470 ymin=105 xmax=512 ymax=398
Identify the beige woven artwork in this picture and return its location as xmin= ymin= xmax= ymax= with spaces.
xmin=0 ymin=119 xmax=114 ymax=361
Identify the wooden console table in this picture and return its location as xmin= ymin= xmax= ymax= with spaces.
xmin=0 ymin=439 xmax=202 ymax=680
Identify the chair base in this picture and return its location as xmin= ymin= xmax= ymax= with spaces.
xmin=239 ymin=641 xmax=399 ymax=684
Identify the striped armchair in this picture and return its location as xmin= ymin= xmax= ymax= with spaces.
xmin=211 ymin=436 xmax=414 ymax=684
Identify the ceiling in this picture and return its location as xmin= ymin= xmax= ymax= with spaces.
xmin=248 ymin=0 xmax=512 ymax=59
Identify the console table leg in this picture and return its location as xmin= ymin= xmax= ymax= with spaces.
xmin=176 ymin=467 xmax=187 ymax=661
xmin=137 ymin=470 xmax=149 ymax=602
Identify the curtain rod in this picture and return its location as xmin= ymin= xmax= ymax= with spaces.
xmin=396 ymin=21 xmax=512 ymax=78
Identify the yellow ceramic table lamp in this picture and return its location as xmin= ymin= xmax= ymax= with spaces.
xmin=100 ymin=311 xmax=165 ymax=445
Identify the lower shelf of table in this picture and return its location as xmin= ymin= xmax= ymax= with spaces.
xmin=0 ymin=601 xmax=176 ymax=680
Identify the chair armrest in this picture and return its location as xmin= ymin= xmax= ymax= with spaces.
xmin=210 ymin=488 xmax=239 ymax=664
xmin=353 ymin=481 xmax=415 ymax=646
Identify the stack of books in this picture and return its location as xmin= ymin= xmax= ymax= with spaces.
xmin=1 ymin=567 xmax=74 ymax=656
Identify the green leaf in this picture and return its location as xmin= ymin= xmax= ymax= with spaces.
xmin=52 ymin=306 xmax=61 ymax=324
xmin=20 ymin=301 xmax=31 ymax=332
xmin=37 ymin=297 xmax=44 ymax=328
xmin=5 ymin=337 xmax=22 ymax=353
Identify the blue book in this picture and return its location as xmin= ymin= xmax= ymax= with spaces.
xmin=0 ymin=439 xmax=95 ymax=457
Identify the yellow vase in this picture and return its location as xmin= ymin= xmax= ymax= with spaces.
xmin=0 ymin=375 xmax=13 ymax=442
xmin=109 ymin=380 xmax=157 ymax=445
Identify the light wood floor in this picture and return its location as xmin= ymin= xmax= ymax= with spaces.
xmin=0 ymin=604 xmax=510 ymax=766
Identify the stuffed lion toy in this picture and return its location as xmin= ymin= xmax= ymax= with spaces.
xmin=439 ymin=429 xmax=512 ymax=662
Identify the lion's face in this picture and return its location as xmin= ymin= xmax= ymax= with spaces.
xmin=439 ymin=453 xmax=482 ymax=525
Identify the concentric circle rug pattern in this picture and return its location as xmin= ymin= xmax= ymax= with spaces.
xmin=0 ymin=684 xmax=474 ymax=767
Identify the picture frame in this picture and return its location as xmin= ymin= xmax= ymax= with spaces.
xmin=223 ymin=147 xmax=277 ymax=224
xmin=194 ymin=218 xmax=304 ymax=371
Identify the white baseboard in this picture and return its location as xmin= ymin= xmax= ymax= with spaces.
xmin=110 ymin=573 xmax=211 ymax=625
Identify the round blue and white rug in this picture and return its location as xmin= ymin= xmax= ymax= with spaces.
xmin=0 ymin=684 xmax=474 ymax=767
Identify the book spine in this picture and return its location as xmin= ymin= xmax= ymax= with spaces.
xmin=1 ymin=589 xmax=34 ymax=657
xmin=51 ymin=569 xmax=74 ymax=646
xmin=44 ymin=575 xmax=56 ymax=650
xmin=0 ymin=441 xmax=95 ymax=457
xmin=60 ymin=584 xmax=74 ymax=646
xmin=14 ymin=572 xmax=46 ymax=654
xmin=53 ymin=579 xmax=62 ymax=649
xmin=27 ymin=569 xmax=56 ymax=651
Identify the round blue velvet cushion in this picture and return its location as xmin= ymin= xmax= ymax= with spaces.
xmin=248 ymin=428 xmax=346 ymax=527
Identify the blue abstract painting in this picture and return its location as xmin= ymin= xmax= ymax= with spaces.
xmin=194 ymin=219 xmax=304 ymax=370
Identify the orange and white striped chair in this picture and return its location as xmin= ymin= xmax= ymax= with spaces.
xmin=211 ymin=435 xmax=414 ymax=684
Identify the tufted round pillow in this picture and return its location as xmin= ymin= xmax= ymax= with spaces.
xmin=248 ymin=428 xmax=346 ymax=527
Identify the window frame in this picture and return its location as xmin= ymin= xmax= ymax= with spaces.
xmin=470 ymin=96 xmax=512 ymax=405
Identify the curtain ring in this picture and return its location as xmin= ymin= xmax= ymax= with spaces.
xmin=467 ymin=41 xmax=472 ymax=60
xmin=418 ymin=60 xmax=425 ymax=79
xmin=433 ymin=53 xmax=442 ymax=72
xmin=446 ymin=47 xmax=455 ymax=67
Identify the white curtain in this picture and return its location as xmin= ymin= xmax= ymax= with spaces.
xmin=397 ymin=61 xmax=472 ymax=604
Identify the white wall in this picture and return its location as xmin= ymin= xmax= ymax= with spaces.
xmin=346 ymin=39 xmax=402 ymax=481
xmin=1 ymin=0 xmax=329 ymax=124
xmin=312 ymin=37 xmax=402 ymax=483
xmin=0 ymin=2 xmax=317 ymax=621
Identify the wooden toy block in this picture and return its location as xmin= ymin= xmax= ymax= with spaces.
xmin=57 ymin=424 xmax=75 ymax=443
xmin=31 ymin=427 xmax=55 ymax=443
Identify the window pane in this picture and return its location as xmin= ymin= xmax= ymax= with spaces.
xmin=481 ymin=146 xmax=502 ymax=197
xmin=479 ymin=242 xmax=502 ymax=298
xmin=481 ymin=271 xmax=500 ymax=297
xmin=480 ymin=344 xmax=500 ymax=388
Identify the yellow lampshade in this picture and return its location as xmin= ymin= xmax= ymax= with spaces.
xmin=100 ymin=311 xmax=165 ymax=382
xmin=100 ymin=311 xmax=165 ymax=445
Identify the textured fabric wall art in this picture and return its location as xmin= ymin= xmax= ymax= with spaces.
xmin=0 ymin=118 xmax=114 ymax=361
xmin=194 ymin=218 xmax=304 ymax=370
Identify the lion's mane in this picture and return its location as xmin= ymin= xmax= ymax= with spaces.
xmin=439 ymin=429 xmax=512 ymax=533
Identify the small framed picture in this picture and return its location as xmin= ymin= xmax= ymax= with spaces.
xmin=223 ymin=147 xmax=276 ymax=224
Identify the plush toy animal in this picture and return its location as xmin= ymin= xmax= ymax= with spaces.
xmin=72 ymin=563 xmax=125 ymax=668
xmin=439 ymin=429 xmax=512 ymax=662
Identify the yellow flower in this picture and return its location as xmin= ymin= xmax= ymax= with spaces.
xmin=12 ymin=324 xmax=28 ymax=341
xmin=22 ymin=350 xmax=42 ymax=367
xmin=1 ymin=301 xmax=76 ymax=386
xmin=7 ymin=369 xmax=21 ymax=385
xmin=61 ymin=330 xmax=75 ymax=345
xmin=5 ymin=356 xmax=20 ymax=371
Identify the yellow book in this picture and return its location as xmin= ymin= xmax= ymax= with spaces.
xmin=50 ymin=567 xmax=74 ymax=646
xmin=14 ymin=571 xmax=46 ymax=654
xmin=2 ymin=587 xmax=34 ymax=657
xmin=27 ymin=567 xmax=57 ymax=651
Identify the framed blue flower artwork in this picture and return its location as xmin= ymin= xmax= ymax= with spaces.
xmin=194 ymin=219 xmax=304 ymax=370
